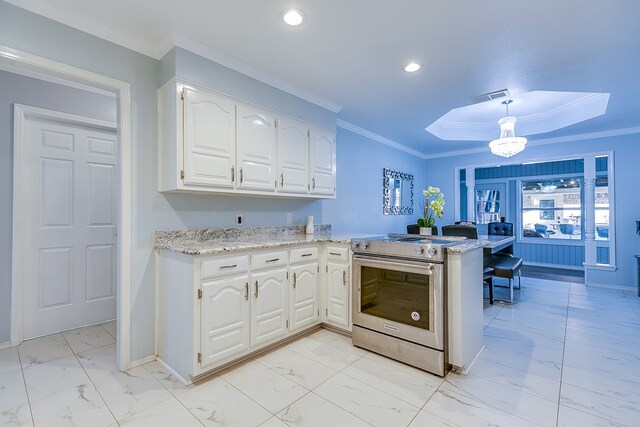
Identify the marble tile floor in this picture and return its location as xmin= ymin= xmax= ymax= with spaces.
xmin=2 ymin=277 xmax=639 ymax=426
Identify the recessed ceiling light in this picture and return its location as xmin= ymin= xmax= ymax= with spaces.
xmin=281 ymin=9 xmax=306 ymax=26
xmin=403 ymin=61 xmax=423 ymax=73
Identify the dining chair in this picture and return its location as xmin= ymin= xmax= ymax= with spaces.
xmin=441 ymin=224 xmax=478 ymax=239
xmin=486 ymin=221 xmax=522 ymax=303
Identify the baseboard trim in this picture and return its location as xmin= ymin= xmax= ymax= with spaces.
xmin=452 ymin=344 xmax=485 ymax=375
xmin=156 ymin=357 xmax=190 ymax=386
xmin=128 ymin=355 xmax=157 ymax=370
xmin=0 ymin=341 xmax=11 ymax=350
xmin=523 ymin=261 xmax=584 ymax=271
xmin=582 ymin=282 xmax=636 ymax=291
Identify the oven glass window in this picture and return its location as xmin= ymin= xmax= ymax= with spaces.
xmin=360 ymin=265 xmax=431 ymax=330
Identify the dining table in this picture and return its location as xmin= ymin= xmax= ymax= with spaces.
xmin=477 ymin=234 xmax=515 ymax=254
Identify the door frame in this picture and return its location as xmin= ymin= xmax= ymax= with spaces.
xmin=2 ymin=45 xmax=132 ymax=371
xmin=13 ymin=104 xmax=118 ymax=340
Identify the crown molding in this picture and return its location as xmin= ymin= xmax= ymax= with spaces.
xmin=6 ymin=1 xmax=343 ymax=113
xmin=170 ymin=33 xmax=343 ymax=113
xmin=337 ymin=119 xmax=427 ymax=159
xmin=422 ymin=126 xmax=640 ymax=160
xmin=4 ymin=0 xmax=161 ymax=58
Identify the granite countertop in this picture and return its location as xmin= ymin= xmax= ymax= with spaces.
xmin=155 ymin=224 xmax=484 ymax=256
xmin=445 ymin=239 xmax=485 ymax=254
xmin=155 ymin=225 xmax=374 ymax=256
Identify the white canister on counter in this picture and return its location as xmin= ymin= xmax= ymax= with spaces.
xmin=306 ymin=216 xmax=314 ymax=234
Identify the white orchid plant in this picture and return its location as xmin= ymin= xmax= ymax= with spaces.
xmin=417 ymin=186 xmax=445 ymax=228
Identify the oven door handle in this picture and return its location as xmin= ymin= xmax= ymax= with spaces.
xmin=352 ymin=256 xmax=437 ymax=273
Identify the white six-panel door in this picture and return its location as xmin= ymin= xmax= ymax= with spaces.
xmin=20 ymin=113 xmax=117 ymax=339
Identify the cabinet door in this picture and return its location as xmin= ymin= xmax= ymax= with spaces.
xmin=237 ymin=104 xmax=277 ymax=191
xmin=200 ymin=275 xmax=250 ymax=369
xmin=309 ymin=128 xmax=336 ymax=196
xmin=183 ymin=88 xmax=236 ymax=188
xmin=290 ymin=262 xmax=319 ymax=332
xmin=278 ymin=117 xmax=309 ymax=194
xmin=251 ymin=268 xmax=288 ymax=346
xmin=327 ymin=262 xmax=349 ymax=327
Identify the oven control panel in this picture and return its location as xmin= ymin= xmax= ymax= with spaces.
xmin=351 ymin=238 xmax=444 ymax=262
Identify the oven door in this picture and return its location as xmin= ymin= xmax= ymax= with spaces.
xmin=352 ymin=255 xmax=444 ymax=350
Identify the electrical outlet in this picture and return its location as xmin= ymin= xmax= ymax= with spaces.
xmin=236 ymin=215 xmax=243 ymax=226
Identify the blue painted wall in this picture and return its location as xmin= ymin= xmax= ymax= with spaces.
xmin=324 ymin=128 xmax=430 ymax=234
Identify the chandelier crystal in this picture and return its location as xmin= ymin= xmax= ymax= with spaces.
xmin=489 ymin=100 xmax=527 ymax=158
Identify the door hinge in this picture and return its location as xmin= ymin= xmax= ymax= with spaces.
xmin=317 ymin=265 xmax=319 ymax=273
xmin=180 ymin=88 xmax=185 ymax=101
xmin=197 ymin=352 xmax=202 ymax=364
xmin=180 ymin=170 xmax=185 ymax=180
xmin=326 ymin=308 xmax=328 ymax=316
xmin=286 ymin=320 xmax=289 ymax=329
xmin=326 ymin=265 xmax=328 ymax=273
xmin=317 ymin=309 xmax=320 ymax=316
xmin=307 ymin=129 xmax=310 ymax=138
xmin=197 ymin=289 xmax=202 ymax=299
xmin=275 ymin=180 xmax=277 ymax=189
xmin=286 ymin=271 xmax=289 ymax=279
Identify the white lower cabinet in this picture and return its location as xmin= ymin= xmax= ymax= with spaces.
xmin=200 ymin=274 xmax=250 ymax=369
xmin=250 ymin=267 xmax=288 ymax=346
xmin=289 ymin=246 xmax=320 ymax=332
xmin=158 ymin=242 xmax=351 ymax=383
xmin=324 ymin=245 xmax=351 ymax=330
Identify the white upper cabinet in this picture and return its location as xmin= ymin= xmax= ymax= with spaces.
xmin=310 ymin=127 xmax=336 ymax=196
xmin=158 ymin=78 xmax=335 ymax=198
xmin=237 ymin=104 xmax=278 ymax=192
xmin=183 ymin=88 xmax=236 ymax=188
xmin=277 ymin=117 xmax=310 ymax=194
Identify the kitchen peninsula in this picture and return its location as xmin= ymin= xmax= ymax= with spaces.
xmin=155 ymin=225 xmax=484 ymax=383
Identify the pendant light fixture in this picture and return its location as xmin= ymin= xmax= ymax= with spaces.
xmin=489 ymin=99 xmax=527 ymax=158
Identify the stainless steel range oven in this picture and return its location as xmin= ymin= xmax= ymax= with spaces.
xmin=351 ymin=235 xmax=458 ymax=376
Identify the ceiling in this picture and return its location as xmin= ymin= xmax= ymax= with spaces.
xmin=8 ymin=0 xmax=640 ymax=157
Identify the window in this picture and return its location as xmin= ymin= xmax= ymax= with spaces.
xmin=522 ymin=178 xmax=582 ymax=240
xmin=595 ymin=176 xmax=609 ymax=240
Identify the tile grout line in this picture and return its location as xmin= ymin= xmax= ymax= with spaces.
xmin=15 ymin=344 xmax=36 ymax=426
xmin=59 ymin=330 xmax=122 ymax=427
xmin=555 ymin=281 xmax=572 ymax=427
